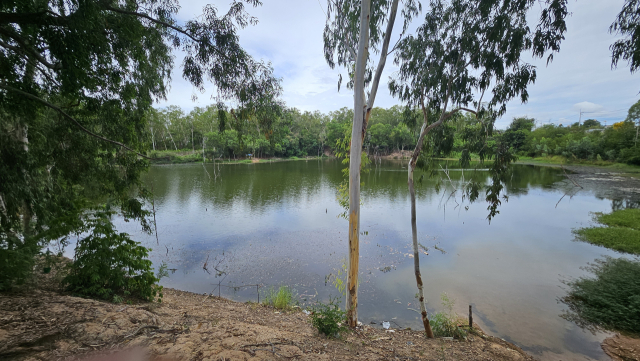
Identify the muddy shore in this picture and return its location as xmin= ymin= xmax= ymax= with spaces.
xmin=0 ymin=269 xmax=537 ymax=361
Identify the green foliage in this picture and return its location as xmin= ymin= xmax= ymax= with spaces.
xmin=560 ymin=256 xmax=640 ymax=335
xmin=0 ymin=0 xmax=281 ymax=293
xmin=63 ymin=214 xmax=162 ymax=302
xmin=596 ymin=209 xmax=640 ymax=230
xmin=310 ymin=297 xmax=348 ymax=338
xmin=430 ymin=293 xmax=467 ymax=339
xmin=326 ymin=260 xmax=348 ymax=297
xmin=611 ymin=0 xmax=640 ymax=73
xmin=0 ymin=234 xmax=38 ymax=291
xmin=574 ymin=227 xmax=640 ymax=255
xmin=262 ymin=286 xmax=295 ymax=310
xmin=573 ymin=209 xmax=640 ymax=255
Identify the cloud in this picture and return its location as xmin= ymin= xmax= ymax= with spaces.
xmin=572 ymin=101 xmax=604 ymax=113
xmin=158 ymin=0 xmax=639 ymax=130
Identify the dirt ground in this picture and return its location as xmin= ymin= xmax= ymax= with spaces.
xmin=0 ymin=267 xmax=539 ymax=361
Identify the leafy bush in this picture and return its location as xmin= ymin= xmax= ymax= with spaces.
xmin=63 ymin=216 xmax=162 ymax=302
xmin=430 ymin=293 xmax=467 ymax=339
xmin=560 ymin=257 xmax=640 ymax=335
xmin=310 ymin=297 xmax=347 ymax=337
xmin=0 ymin=234 xmax=39 ymax=291
xmin=262 ymin=286 xmax=294 ymax=309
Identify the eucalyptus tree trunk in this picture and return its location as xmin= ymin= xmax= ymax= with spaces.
xmin=408 ymin=119 xmax=435 ymax=338
xmin=346 ymin=0 xmax=400 ymax=327
xmin=166 ymin=126 xmax=178 ymax=150
xmin=346 ymin=0 xmax=371 ymax=327
xmin=17 ymin=125 xmax=31 ymax=236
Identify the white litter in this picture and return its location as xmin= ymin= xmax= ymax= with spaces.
xmin=382 ymin=321 xmax=390 ymax=329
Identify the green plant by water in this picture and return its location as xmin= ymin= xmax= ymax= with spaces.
xmin=573 ymin=209 xmax=640 ymax=255
xmin=430 ymin=292 xmax=467 ymax=339
xmin=262 ymin=285 xmax=295 ymax=309
xmin=560 ymin=256 xmax=640 ymax=335
xmin=309 ymin=296 xmax=348 ymax=338
xmin=63 ymin=213 xmax=162 ymax=303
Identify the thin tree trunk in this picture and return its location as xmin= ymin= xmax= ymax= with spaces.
xmin=18 ymin=125 xmax=31 ymax=236
xmin=346 ymin=0 xmax=371 ymax=328
xmin=166 ymin=126 xmax=178 ymax=150
xmin=408 ymin=161 xmax=434 ymax=338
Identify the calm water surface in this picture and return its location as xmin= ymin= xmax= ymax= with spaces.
xmin=114 ymin=159 xmax=639 ymax=361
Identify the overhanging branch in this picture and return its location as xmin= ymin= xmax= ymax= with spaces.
xmin=0 ymin=83 xmax=163 ymax=161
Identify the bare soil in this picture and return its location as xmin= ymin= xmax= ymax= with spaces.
xmin=602 ymin=334 xmax=640 ymax=361
xmin=0 ymin=268 xmax=537 ymax=361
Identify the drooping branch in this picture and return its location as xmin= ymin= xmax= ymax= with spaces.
xmin=0 ymin=83 xmax=163 ymax=161
xmin=0 ymin=27 xmax=61 ymax=70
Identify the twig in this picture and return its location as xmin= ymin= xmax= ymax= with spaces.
xmin=561 ymin=165 xmax=583 ymax=189
xmin=0 ymin=83 xmax=166 ymax=161
xmin=124 ymin=325 xmax=159 ymax=339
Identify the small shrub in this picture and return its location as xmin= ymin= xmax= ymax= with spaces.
xmin=310 ymin=297 xmax=347 ymax=337
xmin=262 ymin=286 xmax=294 ymax=309
xmin=560 ymin=256 xmax=640 ymax=335
xmin=63 ymin=215 xmax=162 ymax=302
xmin=430 ymin=292 xmax=467 ymax=339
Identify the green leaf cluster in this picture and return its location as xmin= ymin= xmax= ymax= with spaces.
xmin=310 ymin=297 xmax=348 ymax=338
xmin=63 ymin=212 xmax=162 ymax=303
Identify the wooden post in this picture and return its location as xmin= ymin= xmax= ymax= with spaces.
xmin=218 ymin=281 xmax=221 ymax=298
xmin=257 ymin=285 xmax=260 ymax=303
xmin=469 ymin=305 xmax=473 ymax=329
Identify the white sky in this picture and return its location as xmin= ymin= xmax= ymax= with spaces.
xmin=156 ymin=0 xmax=639 ymax=129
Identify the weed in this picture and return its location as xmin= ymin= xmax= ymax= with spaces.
xmin=560 ymin=256 xmax=640 ymax=335
xmin=595 ymin=209 xmax=640 ymax=230
xmin=573 ymin=209 xmax=640 ymax=255
xmin=310 ymin=296 xmax=347 ymax=338
xmin=262 ymin=286 xmax=295 ymax=309
xmin=430 ymin=292 xmax=467 ymax=339
xmin=574 ymin=227 xmax=640 ymax=254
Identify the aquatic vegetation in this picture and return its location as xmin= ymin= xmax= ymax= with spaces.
xmin=560 ymin=256 xmax=640 ymax=335
xmin=595 ymin=209 xmax=640 ymax=230
xmin=262 ymin=286 xmax=295 ymax=310
xmin=574 ymin=209 xmax=640 ymax=254
xmin=309 ymin=297 xmax=347 ymax=338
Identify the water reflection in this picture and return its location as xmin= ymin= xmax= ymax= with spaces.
xmin=112 ymin=159 xmax=640 ymax=361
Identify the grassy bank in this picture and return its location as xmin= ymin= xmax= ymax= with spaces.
xmin=574 ymin=209 xmax=640 ymax=255
xmin=516 ymin=155 xmax=640 ymax=173
xmin=148 ymin=150 xmax=328 ymax=164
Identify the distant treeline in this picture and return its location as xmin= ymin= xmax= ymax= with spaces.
xmin=502 ymin=112 xmax=640 ymax=166
xmin=145 ymin=105 xmax=422 ymax=159
xmin=146 ymin=102 xmax=640 ymax=165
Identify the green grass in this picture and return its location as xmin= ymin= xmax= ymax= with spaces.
xmin=573 ymin=209 xmax=640 ymax=255
xmin=560 ymin=256 xmax=640 ymax=335
xmin=262 ymin=286 xmax=295 ymax=310
xmin=516 ymin=155 xmax=640 ymax=174
xmin=596 ymin=209 xmax=640 ymax=230
xmin=574 ymin=227 xmax=640 ymax=255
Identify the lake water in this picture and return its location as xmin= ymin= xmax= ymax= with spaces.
xmin=114 ymin=159 xmax=639 ymax=361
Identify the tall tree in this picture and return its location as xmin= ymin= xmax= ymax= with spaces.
xmin=323 ymin=0 xmax=420 ymax=327
xmin=389 ymin=0 xmax=568 ymax=336
xmin=0 ymin=0 xmax=280 ymax=289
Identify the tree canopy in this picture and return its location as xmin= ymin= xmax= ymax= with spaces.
xmin=0 ymin=0 xmax=281 ymax=289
